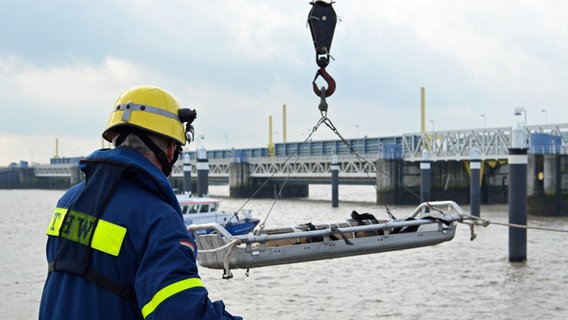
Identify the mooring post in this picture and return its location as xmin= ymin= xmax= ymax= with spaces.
xmin=331 ymin=154 xmax=339 ymax=207
xmin=470 ymin=146 xmax=481 ymax=217
xmin=508 ymin=121 xmax=529 ymax=262
xmin=420 ymin=149 xmax=431 ymax=211
xmin=197 ymin=145 xmax=209 ymax=197
xmin=183 ymin=152 xmax=192 ymax=194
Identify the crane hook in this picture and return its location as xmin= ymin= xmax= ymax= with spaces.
xmin=312 ymin=67 xmax=336 ymax=97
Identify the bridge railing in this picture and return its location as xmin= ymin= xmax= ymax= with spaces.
xmin=402 ymin=123 xmax=568 ymax=162
xmin=170 ymin=153 xmax=380 ymax=180
xmin=171 ymin=158 xmax=229 ymax=178
xmin=245 ymin=153 xmax=377 ymax=179
xmin=402 ymin=127 xmax=512 ymax=162
xmin=34 ymin=163 xmax=75 ymax=177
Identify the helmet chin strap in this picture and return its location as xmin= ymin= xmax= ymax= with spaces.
xmin=116 ymin=127 xmax=180 ymax=176
xmin=170 ymin=144 xmax=183 ymax=170
xmin=137 ymin=132 xmax=177 ymax=176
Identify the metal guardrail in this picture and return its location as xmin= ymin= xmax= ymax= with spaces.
xmin=170 ymin=154 xmax=377 ymax=183
xmin=34 ymin=163 xmax=75 ymax=177
xmin=402 ymin=123 xmax=568 ymax=162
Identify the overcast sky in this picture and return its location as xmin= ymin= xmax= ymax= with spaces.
xmin=1 ymin=0 xmax=567 ymax=165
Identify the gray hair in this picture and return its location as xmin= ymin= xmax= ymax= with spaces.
xmin=112 ymin=129 xmax=171 ymax=157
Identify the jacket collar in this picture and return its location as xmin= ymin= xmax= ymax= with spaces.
xmin=80 ymin=148 xmax=181 ymax=212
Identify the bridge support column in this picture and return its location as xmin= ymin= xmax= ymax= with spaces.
xmin=553 ymin=155 xmax=563 ymax=215
xmin=508 ymin=122 xmax=528 ymax=262
xmin=375 ymin=158 xmax=404 ymax=204
xmin=470 ymin=147 xmax=481 ymax=217
xmin=197 ymin=146 xmax=209 ymax=196
xmin=331 ymin=154 xmax=339 ymax=207
xmin=527 ymin=154 xmax=567 ymax=216
xmin=229 ymin=160 xmax=251 ymax=197
xmin=69 ymin=164 xmax=83 ymax=186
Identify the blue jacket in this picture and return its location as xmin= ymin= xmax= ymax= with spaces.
xmin=39 ymin=148 xmax=241 ymax=320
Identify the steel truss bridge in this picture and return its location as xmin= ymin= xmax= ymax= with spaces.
xmin=402 ymin=123 xmax=568 ymax=162
xmin=34 ymin=123 xmax=568 ymax=182
xmin=169 ymin=154 xmax=379 ymax=185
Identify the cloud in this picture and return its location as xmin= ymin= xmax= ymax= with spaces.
xmin=1 ymin=0 xmax=567 ymax=166
xmin=0 ymin=55 xmax=149 ymax=165
xmin=0 ymin=55 xmax=146 ymax=136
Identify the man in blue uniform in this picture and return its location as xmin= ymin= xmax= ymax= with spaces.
xmin=39 ymin=85 xmax=242 ymax=319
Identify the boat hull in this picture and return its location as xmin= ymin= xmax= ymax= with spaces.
xmin=222 ymin=219 xmax=260 ymax=236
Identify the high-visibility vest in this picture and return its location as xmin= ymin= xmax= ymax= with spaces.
xmin=46 ymin=162 xmax=135 ymax=301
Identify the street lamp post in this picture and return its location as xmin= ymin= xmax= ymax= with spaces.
xmin=541 ymin=109 xmax=547 ymax=125
xmin=480 ymin=114 xmax=486 ymax=150
xmin=514 ymin=107 xmax=527 ymax=126
xmin=355 ymin=125 xmax=360 ymax=152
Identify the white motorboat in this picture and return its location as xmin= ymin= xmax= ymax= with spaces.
xmin=177 ymin=193 xmax=259 ymax=236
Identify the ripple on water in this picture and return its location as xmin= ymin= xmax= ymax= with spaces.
xmin=3 ymin=189 xmax=568 ymax=319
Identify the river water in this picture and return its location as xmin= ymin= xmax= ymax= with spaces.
xmin=2 ymin=186 xmax=567 ymax=319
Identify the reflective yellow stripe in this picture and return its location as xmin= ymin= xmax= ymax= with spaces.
xmin=142 ymin=278 xmax=205 ymax=318
xmin=46 ymin=207 xmax=127 ymax=256
xmin=60 ymin=210 xmax=97 ymax=245
xmin=46 ymin=207 xmax=67 ymax=236
xmin=91 ymin=219 xmax=127 ymax=256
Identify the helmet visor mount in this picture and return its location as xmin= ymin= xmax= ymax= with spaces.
xmin=178 ymin=108 xmax=197 ymax=145
xmin=165 ymin=108 xmax=195 ymax=176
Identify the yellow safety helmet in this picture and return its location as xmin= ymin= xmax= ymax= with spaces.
xmin=103 ymin=85 xmax=195 ymax=145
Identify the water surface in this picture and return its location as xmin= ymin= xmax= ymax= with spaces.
xmin=2 ymin=187 xmax=567 ymax=319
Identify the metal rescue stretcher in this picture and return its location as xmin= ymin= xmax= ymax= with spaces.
xmin=188 ymin=201 xmax=467 ymax=278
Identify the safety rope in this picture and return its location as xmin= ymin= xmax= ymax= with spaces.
xmin=194 ymin=238 xmax=241 ymax=279
xmin=195 ymin=238 xmax=241 ymax=254
xmin=456 ymin=213 xmax=568 ymax=241
xmin=222 ymin=239 xmax=240 ymax=279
